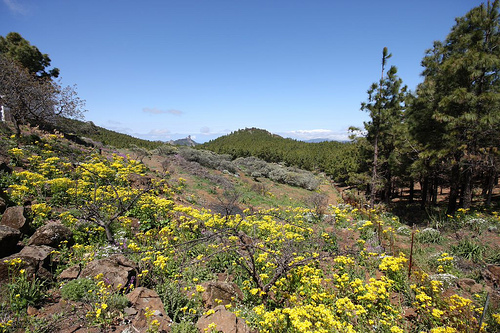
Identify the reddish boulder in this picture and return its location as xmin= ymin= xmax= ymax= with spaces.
xmin=483 ymin=264 xmax=500 ymax=287
xmin=1 ymin=206 xmax=31 ymax=234
xmin=201 ymin=281 xmax=244 ymax=309
xmin=196 ymin=305 xmax=251 ymax=333
xmin=126 ymin=287 xmax=172 ymax=332
xmin=80 ymin=254 xmax=137 ymax=290
xmin=27 ymin=221 xmax=73 ymax=247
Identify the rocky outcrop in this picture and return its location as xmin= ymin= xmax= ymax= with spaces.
xmin=27 ymin=221 xmax=73 ymax=247
xmin=483 ymin=264 xmax=500 ymax=288
xmin=126 ymin=287 xmax=172 ymax=332
xmin=80 ymin=254 xmax=137 ymax=289
xmin=18 ymin=244 xmax=54 ymax=265
xmin=457 ymin=278 xmax=483 ymax=294
xmin=58 ymin=264 xmax=82 ymax=280
xmin=0 ymin=225 xmax=21 ymax=257
xmin=196 ymin=305 xmax=251 ymax=333
xmin=201 ymin=281 xmax=244 ymax=309
xmin=1 ymin=206 xmax=31 ymax=234
xmin=0 ymin=247 xmax=53 ymax=282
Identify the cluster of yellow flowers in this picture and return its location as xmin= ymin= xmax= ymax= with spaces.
xmin=379 ymin=253 xmax=408 ymax=273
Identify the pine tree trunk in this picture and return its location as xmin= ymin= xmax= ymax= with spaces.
xmin=461 ymin=167 xmax=473 ymax=209
xmin=421 ymin=177 xmax=429 ymax=209
xmin=447 ymin=164 xmax=460 ymax=215
xmin=383 ymin=169 xmax=392 ymax=204
xmin=409 ymin=179 xmax=414 ymax=203
xmin=432 ymin=177 xmax=438 ymax=206
xmin=485 ymin=174 xmax=494 ymax=207
xmin=370 ymin=133 xmax=379 ymax=208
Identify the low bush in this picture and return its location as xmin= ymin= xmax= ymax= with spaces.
xmin=61 ymin=278 xmax=97 ymax=302
xmin=451 ymin=239 xmax=488 ymax=263
xmin=415 ymin=228 xmax=442 ymax=244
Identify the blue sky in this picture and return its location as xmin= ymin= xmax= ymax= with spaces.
xmin=1 ymin=0 xmax=486 ymax=143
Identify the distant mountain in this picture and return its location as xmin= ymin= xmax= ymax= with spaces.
xmin=169 ymin=135 xmax=199 ymax=147
xmin=303 ymin=138 xmax=350 ymax=143
xmin=304 ymin=138 xmax=331 ymax=143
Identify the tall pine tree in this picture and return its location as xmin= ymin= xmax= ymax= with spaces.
xmin=361 ymin=48 xmax=407 ymax=207
xmin=411 ymin=0 xmax=500 ymax=213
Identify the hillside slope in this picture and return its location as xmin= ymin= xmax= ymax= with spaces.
xmin=0 ymin=122 xmax=499 ymax=332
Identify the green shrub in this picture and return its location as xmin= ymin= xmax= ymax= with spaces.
xmin=485 ymin=247 xmax=500 ymax=264
xmin=60 ymin=278 xmax=96 ymax=302
xmin=6 ymin=266 xmax=47 ymax=313
xmin=171 ymin=321 xmax=198 ymax=333
xmin=451 ymin=239 xmax=487 ymax=263
xmin=157 ymin=281 xmax=199 ymax=323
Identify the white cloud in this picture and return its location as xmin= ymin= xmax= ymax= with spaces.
xmin=142 ymin=107 xmax=183 ymax=115
xmin=148 ymin=128 xmax=170 ymax=135
xmin=3 ymin=0 xmax=29 ymax=14
xmin=200 ymin=126 xmax=210 ymax=134
xmin=279 ymin=129 xmax=350 ymax=141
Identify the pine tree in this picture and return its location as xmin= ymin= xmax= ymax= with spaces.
xmin=361 ymin=48 xmax=407 ymax=207
xmin=412 ymin=0 xmax=500 ymax=213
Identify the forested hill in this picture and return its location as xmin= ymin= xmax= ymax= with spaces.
xmin=54 ymin=117 xmax=164 ymax=150
xmin=201 ymin=128 xmax=360 ymax=183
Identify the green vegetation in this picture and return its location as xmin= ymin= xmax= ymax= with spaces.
xmin=202 ymin=128 xmax=360 ymax=184
xmin=358 ymin=1 xmax=500 ymax=214
xmin=0 ymin=33 xmax=85 ymax=135
xmin=0 ymin=32 xmax=59 ymax=79
xmin=60 ymin=278 xmax=97 ymax=302
xmin=55 ymin=117 xmax=165 ymax=150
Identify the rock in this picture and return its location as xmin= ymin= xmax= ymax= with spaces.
xmin=27 ymin=221 xmax=73 ymax=247
xmin=58 ymin=264 xmax=82 ymax=280
xmin=201 ymin=281 xmax=244 ymax=309
xmin=483 ymin=265 xmax=500 ymax=287
xmin=128 ymin=173 xmax=152 ymax=189
xmin=27 ymin=306 xmax=38 ymax=316
xmin=457 ymin=278 xmax=476 ymax=289
xmin=36 ymin=299 xmax=93 ymax=332
xmin=0 ymin=255 xmax=34 ymax=282
xmin=403 ymin=307 xmax=417 ymax=320
xmin=196 ymin=305 xmax=251 ymax=333
xmin=80 ymin=254 xmax=137 ymax=289
xmin=0 ymin=157 xmax=12 ymax=174
xmin=0 ymin=197 xmax=6 ymax=214
xmin=470 ymin=283 xmax=483 ymax=294
xmin=0 ymin=251 xmax=53 ymax=282
xmin=18 ymin=245 xmax=54 ymax=266
xmin=1 ymin=206 xmax=31 ymax=234
xmin=127 ymin=287 xmax=172 ymax=332
xmin=458 ymin=278 xmax=483 ymax=293
xmin=124 ymin=307 xmax=138 ymax=316
xmin=396 ymin=226 xmax=412 ymax=236
xmin=0 ymin=225 xmax=21 ymax=258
